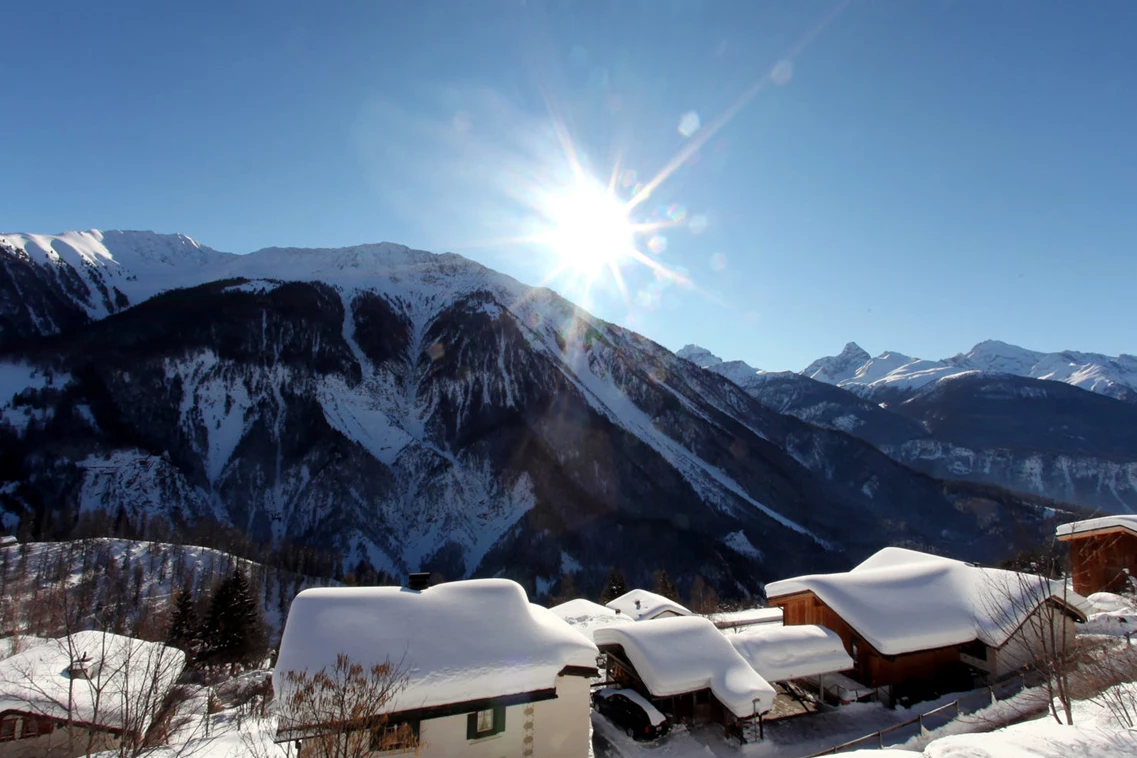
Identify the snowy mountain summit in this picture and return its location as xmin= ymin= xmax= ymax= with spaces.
xmin=803 ymin=339 xmax=1137 ymax=403
xmin=801 ymin=342 xmax=872 ymax=385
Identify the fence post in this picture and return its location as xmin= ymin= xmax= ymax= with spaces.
xmin=989 ymin=686 xmax=996 ymax=707
xmin=878 ymin=731 xmax=884 ymax=749
xmin=919 ymin=714 xmax=927 ymax=737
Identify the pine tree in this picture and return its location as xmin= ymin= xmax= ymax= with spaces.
xmin=551 ymin=572 xmax=578 ymax=605
xmin=199 ymin=569 xmax=266 ymax=672
xmin=599 ymin=567 xmax=629 ymax=604
xmin=167 ymin=584 xmax=201 ymax=662
xmin=652 ymin=569 xmax=680 ymax=602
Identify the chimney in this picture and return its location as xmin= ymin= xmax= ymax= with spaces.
xmin=407 ymin=573 xmax=431 ymax=591
xmin=68 ymin=653 xmax=91 ymax=680
xmin=635 ymin=599 xmax=642 ymax=610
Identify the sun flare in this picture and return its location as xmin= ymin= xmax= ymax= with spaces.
xmin=541 ymin=179 xmax=636 ymax=277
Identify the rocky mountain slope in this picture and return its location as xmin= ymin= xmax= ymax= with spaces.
xmin=0 ymin=231 xmax=1068 ymax=598
xmin=679 ymin=345 xmax=1137 ymax=514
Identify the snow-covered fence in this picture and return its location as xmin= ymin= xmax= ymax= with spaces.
xmin=805 ymin=670 xmax=1041 ymax=756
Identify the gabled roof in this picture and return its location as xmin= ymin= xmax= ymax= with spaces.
xmin=593 ymin=616 xmax=775 ymax=718
xmin=1056 ymin=515 xmax=1137 ymax=540
xmin=727 ymin=625 xmax=852 ymax=682
xmin=548 ymin=598 xmax=634 ymax=643
xmin=274 ymin=579 xmax=599 ymax=717
xmin=765 ymin=547 xmax=1087 ymax=657
xmin=0 ymin=632 xmax=184 ymax=733
xmin=605 ymin=589 xmax=692 ymax=621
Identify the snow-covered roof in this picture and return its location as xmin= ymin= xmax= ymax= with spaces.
xmin=0 ymin=535 xmax=16 ymax=546
xmin=548 ymin=598 xmax=634 ymax=642
xmin=274 ymin=579 xmax=599 ymax=716
xmin=593 ymin=616 xmax=775 ymax=718
xmin=595 ymin=687 xmax=667 ymax=727
xmin=727 ymin=625 xmax=853 ymax=682
xmin=605 ymin=589 xmax=693 ymax=621
xmin=765 ymin=547 xmax=1087 ymax=656
xmin=1056 ymin=515 xmax=1137 ymax=539
xmin=0 ymin=632 xmax=184 ymax=732
xmin=708 ymin=607 xmax=784 ymax=630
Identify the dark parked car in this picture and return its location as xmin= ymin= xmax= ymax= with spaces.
xmin=592 ymin=687 xmax=670 ymax=740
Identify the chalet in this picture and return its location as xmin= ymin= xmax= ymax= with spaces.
xmin=1056 ymin=515 xmax=1137 ymax=595
xmin=548 ymin=598 xmax=634 ymax=643
xmin=765 ymin=548 xmax=1087 ymax=703
xmin=605 ymin=589 xmax=692 ymax=621
xmin=0 ymin=632 xmax=184 ymax=758
xmin=274 ymin=579 xmax=599 ymax=758
xmin=593 ymin=616 xmax=775 ymax=743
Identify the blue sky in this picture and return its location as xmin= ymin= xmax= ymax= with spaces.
xmin=3 ymin=1 xmax=1134 ymax=370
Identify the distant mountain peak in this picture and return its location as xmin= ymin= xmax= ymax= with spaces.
xmin=676 ymin=344 xmax=723 ymax=368
xmin=801 ymin=342 xmax=872 ymax=385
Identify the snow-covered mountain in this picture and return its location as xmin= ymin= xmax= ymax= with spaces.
xmin=679 ymin=344 xmax=1137 ymax=513
xmin=798 ymin=339 xmax=1137 ymax=403
xmin=0 ymin=230 xmax=1064 ymax=597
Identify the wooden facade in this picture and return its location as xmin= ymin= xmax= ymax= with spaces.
xmin=0 ymin=710 xmax=125 ymax=758
xmin=1058 ymin=527 xmax=1137 ymax=596
xmin=768 ymin=592 xmax=975 ymax=697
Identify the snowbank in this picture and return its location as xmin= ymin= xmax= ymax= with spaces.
xmin=274 ymin=579 xmax=599 ymax=714
xmin=727 ymin=624 xmax=853 ymax=682
xmin=1057 ymin=514 xmax=1137 ymax=538
xmin=766 ymin=547 xmax=1086 ymax=656
xmin=549 ymin=598 xmax=634 ymax=642
xmin=593 ymin=616 xmax=775 ymax=718
xmin=606 ymin=589 xmax=693 ymax=621
xmin=0 ymin=631 xmax=184 ymax=731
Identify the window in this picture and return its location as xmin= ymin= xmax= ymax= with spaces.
xmin=21 ymin=716 xmax=53 ymax=739
xmin=0 ymin=717 xmax=17 ymax=742
xmin=466 ymin=705 xmax=505 ymax=739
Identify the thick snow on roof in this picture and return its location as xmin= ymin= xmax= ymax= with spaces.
xmin=593 ymin=616 xmax=775 ymax=718
xmin=765 ymin=547 xmax=1086 ymax=656
xmin=0 ymin=631 xmax=184 ymax=731
xmin=727 ymin=625 xmax=853 ymax=682
xmin=549 ymin=598 xmax=634 ymax=642
xmin=606 ymin=589 xmax=693 ymax=621
xmin=595 ymin=687 xmax=667 ymax=726
xmin=708 ymin=607 xmax=784 ymax=630
xmin=1057 ymin=514 xmax=1137 ymax=538
xmin=274 ymin=579 xmax=599 ymax=714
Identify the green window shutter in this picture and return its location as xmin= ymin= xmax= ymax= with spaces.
xmin=493 ymin=704 xmax=506 ymax=735
xmin=467 ymin=712 xmax=478 ymax=739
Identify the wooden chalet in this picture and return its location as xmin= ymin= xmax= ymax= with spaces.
xmin=1057 ymin=515 xmax=1137 ymax=596
xmin=766 ymin=548 xmax=1086 ymax=704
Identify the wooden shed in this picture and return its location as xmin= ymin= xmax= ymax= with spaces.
xmin=1057 ymin=515 xmax=1137 ymax=596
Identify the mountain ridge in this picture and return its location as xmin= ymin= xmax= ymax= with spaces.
xmin=0 ymin=229 xmax=1068 ymax=597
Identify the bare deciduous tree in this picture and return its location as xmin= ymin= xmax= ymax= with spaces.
xmin=275 ymin=652 xmax=417 ymax=758
xmin=981 ymin=560 xmax=1083 ymax=725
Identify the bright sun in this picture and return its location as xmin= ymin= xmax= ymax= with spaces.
xmin=542 ymin=179 xmax=635 ymax=277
